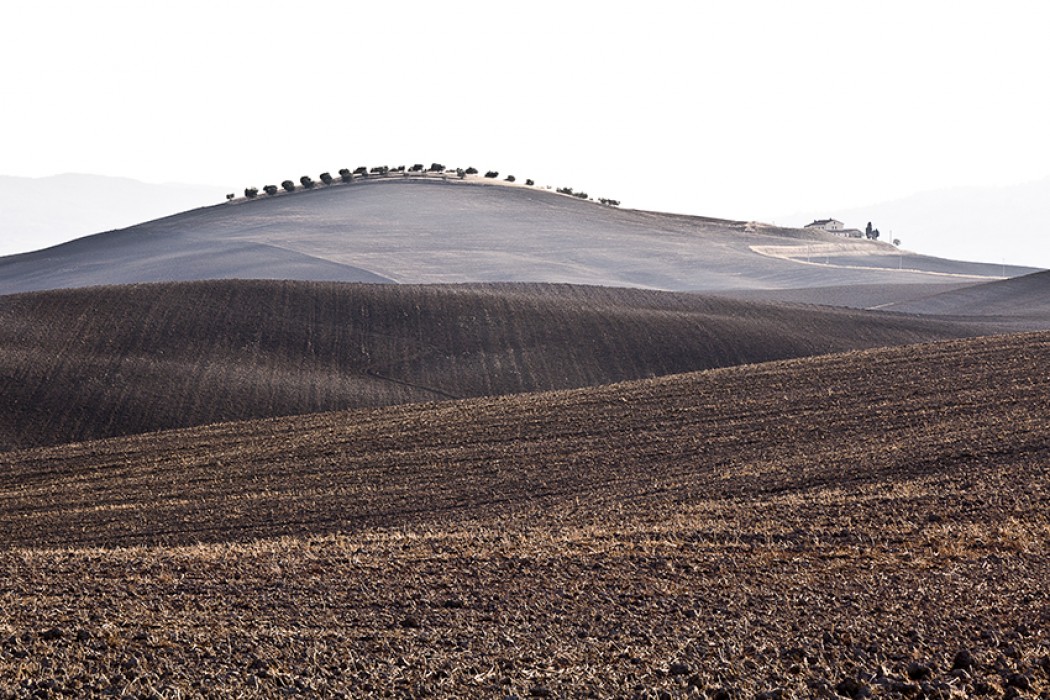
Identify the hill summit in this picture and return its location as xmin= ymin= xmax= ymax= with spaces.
xmin=0 ymin=177 xmax=1031 ymax=299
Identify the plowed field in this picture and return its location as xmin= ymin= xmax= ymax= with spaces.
xmin=0 ymin=280 xmax=997 ymax=452
xmin=1 ymin=333 xmax=1047 ymax=697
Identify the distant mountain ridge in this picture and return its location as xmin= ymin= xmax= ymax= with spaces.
xmin=0 ymin=173 xmax=228 ymax=256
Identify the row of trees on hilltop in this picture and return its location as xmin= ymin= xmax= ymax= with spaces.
xmin=232 ymin=166 xmax=619 ymax=206
xmin=237 ymin=164 xmax=499 ymax=200
xmin=555 ymin=186 xmax=620 ymax=206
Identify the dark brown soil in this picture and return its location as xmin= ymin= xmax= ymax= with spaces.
xmin=0 ymin=280 xmax=996 ymax=452
xmin=1 ymin=333 xmax=1047 ymax=697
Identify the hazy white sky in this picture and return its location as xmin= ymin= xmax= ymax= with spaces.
xmin=3 ymin=1 xmax=1049 ymax=234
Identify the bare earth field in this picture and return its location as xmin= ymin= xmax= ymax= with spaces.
xmin=1 ymin=332 xmax=1047 ymax=698
xmin=0 ymin=178 xmax=1034 ymax=299
xmin=2 ymin=178 xmax=1048 ymax=698
xmin=0 ymin=280 xmax=1002 ymax=452
xmin=885 ymin=271 xmax=1050 ymax=325
xmin=707 ymin=270 xmax=1050 ymax=318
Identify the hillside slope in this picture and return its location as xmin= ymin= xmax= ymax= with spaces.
xmin=6 ymin=330 xmax=1046 ymax=547
xmin=884 ymin=269 xmax=1050 ymax=324
xmin=0 ymin=279 xmax=999 ymax=452
xmin=0 ymin=178 xmax=1032 ymax=298
xmin=2 ymin=333 xmax=1047 ymax=696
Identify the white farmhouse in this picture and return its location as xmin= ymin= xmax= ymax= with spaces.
xmin=805 ymin=218 xmax=844 ymax=232
xmin=804 ymin=219 xmax=864 ymax=238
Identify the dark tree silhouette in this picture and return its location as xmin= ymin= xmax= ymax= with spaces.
xmin=505 ymin=175 xmax=516 ymax=183
xmin=244 ymin=187 xmax=258 ymax=199
xmin=319 ymin=172 xmax=334 ymax=185
xmin=339 ymin=169 xmax=352 ymax=183
xmin=866 ymin=221 xmax=873 ymax=238
xmin=525 ymin=179 xmax=535 ymax=186
xmin=353 ymin=166 xmax=368 ymax=177
xmin=300 ymin=176 xmax=315 ymax=189
xmin=465 ymin=167 xmax=478 ymax=175
xmin=410 ymin=164 xmax=424 ymax=172
xmin=226 ymin=193 xmax=235 ymax=202
xmin=281 ymin=180 xmax=296 ymax=193
xmin=429 ymin=163 xmax=445 ymax=172
xmin=485 ymin=171 xmax=499 ymax=178
xmin=264 ymin=185 xmax=279 ymax=196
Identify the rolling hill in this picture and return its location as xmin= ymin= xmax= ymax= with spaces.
xmin=6 ymin=330 xmax=1045 ymax=548
xmin=0 ymin=279 xmax=1005 ymax=452
xmin=3 ymin=172 xmax=1049 ymax=697
xmin=1 ymin=332 xmax=1047 ymax=696
xmin=0 ymin=177 xmax=1033 ymax=301
xmin=883 ymin=269 xmax=1050 ymax=324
